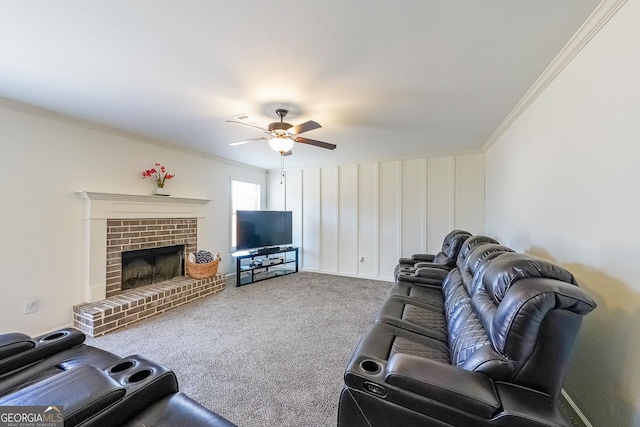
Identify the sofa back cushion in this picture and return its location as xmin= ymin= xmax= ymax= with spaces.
xmin=461 ymin=244 xmax=515 ymax=296
xmin=433 ymin=230 xmax=472 ymax=267
xmin=444 ymin=244 xmax=513 ymax=322
xmin=446 ymin=245 xmax=514 ymax=366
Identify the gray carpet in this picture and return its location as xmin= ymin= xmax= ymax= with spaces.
xmin=86 ymin=272 xmax=392 ymax=426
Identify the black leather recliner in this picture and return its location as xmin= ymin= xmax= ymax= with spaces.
xmin=0 ymin=329 xmax=235 ymax=427
xmin=394 ymin=229 xmax=472 ymax=277
xmin=339 ymin=251 xmax=597 ymax=427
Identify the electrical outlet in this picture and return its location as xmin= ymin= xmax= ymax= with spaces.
xmin=24 ymin=298 xmax=38 ymax=314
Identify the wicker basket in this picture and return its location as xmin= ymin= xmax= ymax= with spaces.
xmin=186 ymin=259 xmax=219 ymax=279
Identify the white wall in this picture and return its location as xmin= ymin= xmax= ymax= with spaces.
xmin=485 ymin=1 xmax=640 ymax=425
xmin=268 ymin=154 xmax=485 ymax=281
xmin=0 ymin=101 xmax=266 ymax=336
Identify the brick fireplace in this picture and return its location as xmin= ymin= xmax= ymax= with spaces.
xmin=105 ymin=218 xmax=196 ymax=297
xmin=73 ymin=192 xmax=225 ymax=336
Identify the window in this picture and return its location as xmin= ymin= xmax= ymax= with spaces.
xmin=231 ymin=180 xmax=261 ymax=249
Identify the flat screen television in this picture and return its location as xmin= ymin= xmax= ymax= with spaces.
xmin=236 ymin=210 xmax=293 ymax=252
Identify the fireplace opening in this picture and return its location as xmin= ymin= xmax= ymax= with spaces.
xmin=121 ymin=245 xmax=185 ymax=291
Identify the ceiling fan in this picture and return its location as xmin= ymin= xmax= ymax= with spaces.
xmin=227 ymin=109 xmax=336 ymax=155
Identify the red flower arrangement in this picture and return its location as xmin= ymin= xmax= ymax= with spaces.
xmin=142 ymin=163 xmax=175 ymax=188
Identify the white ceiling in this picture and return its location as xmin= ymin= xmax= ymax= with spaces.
xmin=0 ymin=1 xmax=601 ymax=170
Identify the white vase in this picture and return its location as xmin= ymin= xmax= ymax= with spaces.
xmin=154 ymin=186 xmax=165 ymax=195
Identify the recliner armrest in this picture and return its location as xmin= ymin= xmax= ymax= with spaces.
xmin=414 ymin=267 xmax=448 ymax=281
xmin=413 ymin=262 xmax=450 ymax=270
xmin=0 ymin=333 xmax=35 ymax=360
xmin=0 ymin=328 xmax=85 ymax=375
xmin=81 ymin=355 xmax=179 ymax=426
xmin=411 ymin=253 xmax=435 ymax=262
xmin=396 ymin=268 xmax=447 ymax=286
xmin=398 ymin=257 xmax=416 ymax=265
xmin=0 ymin=364 xmax=125 ymax=426
xmin=385 ymin=353 xmax=500 ymax=419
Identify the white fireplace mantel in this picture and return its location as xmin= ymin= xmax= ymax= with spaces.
xmin=77 ymin=191 xmax=212 ymax=302
xmin=77 ymin=191 xmax=211 ymax=219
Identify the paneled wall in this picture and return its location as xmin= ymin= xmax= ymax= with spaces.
xmin=268 ymin=153 xmax=484 ymax=281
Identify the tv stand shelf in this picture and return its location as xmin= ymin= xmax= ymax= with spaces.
xmin=233 ymin=247 xmax=299 ymax=287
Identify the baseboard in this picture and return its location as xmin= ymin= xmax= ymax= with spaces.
xmin=299 ymin=268 xmax=395 ymax=283
xmin=561 ymin=389 xmax=593 ymax=427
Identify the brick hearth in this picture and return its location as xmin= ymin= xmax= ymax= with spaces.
xmin=73 ymin=274 xmax=225 ymax=337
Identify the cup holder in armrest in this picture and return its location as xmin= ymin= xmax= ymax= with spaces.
xmin=359 ymin=360 xmax=382 ymax=374
xmin=106 ymin=356 xmax=175 ymax=390
xmin=126 ymin=369 xmax=153 ymax=384
xmin=109 ymin=360 xmax=137 ymax=374
xmin=39 ymin=330 xmax=70 ymax=342
xmin=86 ymin=356 xmax=179 ymax=426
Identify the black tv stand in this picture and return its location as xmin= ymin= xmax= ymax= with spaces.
xmin=233 ymin=247 xmax=299 ymax=287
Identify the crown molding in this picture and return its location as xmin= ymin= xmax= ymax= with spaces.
xmin=482 ymin=0 xmax=628 ymax=151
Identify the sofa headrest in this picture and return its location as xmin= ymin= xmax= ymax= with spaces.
xmin=441 ymin=230 xmax=473 ymax=259
xmin=482 ymin=253 xmax=578 ymax=304
xmin=456 ymin=236 xmax=501 ymax=271
xmin=467 ymin=244 xmax=514 ymax=275
xmin=442 ymin=229 xmax=472 ymax=248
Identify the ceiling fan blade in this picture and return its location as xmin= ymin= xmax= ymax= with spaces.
xmin=228 ymin=137 xmax=268 ymax=146
xmin=295 ymin=137 xmax=336 ymax=150
xmin=226 ymin=120 xmax=269 ymax=132
xmin=289 ymin=120 xmax=321 ymax=135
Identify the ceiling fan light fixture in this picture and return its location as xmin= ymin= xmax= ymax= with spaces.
xmin=269 ymin=136 xmax=295 ymax=153
xmin=228 ymin=108 xmax=336 ymax=153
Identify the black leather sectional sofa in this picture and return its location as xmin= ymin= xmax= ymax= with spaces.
xmin=0 ymin=328 xmax=235 ymax=426
xmin=339 ymin=232 xmax=597 ymax=427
